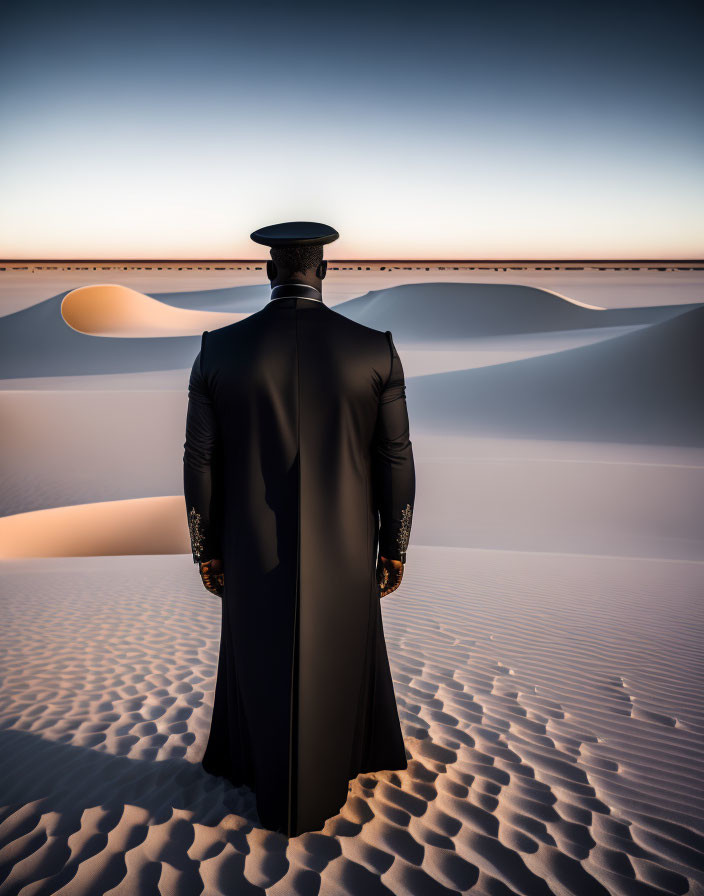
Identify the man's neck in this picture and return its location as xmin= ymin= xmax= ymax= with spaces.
xmin=269 ymin=281 xmax=323 ymax=303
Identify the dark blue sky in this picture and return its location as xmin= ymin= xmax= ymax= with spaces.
xmin=1 ymin=0 xmax=702 ymax=257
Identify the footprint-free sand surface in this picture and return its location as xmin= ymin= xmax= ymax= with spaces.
xmin=1 ymin=549 xmax=702 ymax=895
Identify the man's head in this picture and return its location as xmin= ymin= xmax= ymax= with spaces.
xmin=267 ymin=244 xmax=326 ymax=289
xmin=250 ymin=221 xmax=339 ymax=292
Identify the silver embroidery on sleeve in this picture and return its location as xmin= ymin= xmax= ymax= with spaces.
xmin=188 ymin=507 xmax=206 ymax=560
xmin=397 ymin=503 xmax=412 ymax=562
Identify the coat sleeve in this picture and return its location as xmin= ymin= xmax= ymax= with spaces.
xmin=371 ymin=330 xmax=416 ymax=563
xmin=183 ymin=331 xmax=222 ymax=563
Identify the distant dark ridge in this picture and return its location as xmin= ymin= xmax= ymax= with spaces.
xmin=408 ymin=303 xmax=704 ymax=447
xmin=2 ymin=258 xmax=703 ymax=264
xmin=334 ymin=282 xmax=697 ymax=338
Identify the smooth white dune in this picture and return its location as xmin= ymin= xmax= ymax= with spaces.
xmin=0 ymin=324 xmax=644 ymax=390
xmin=61 ymin=283 xmax=245 ymax=337
xmin=334 ymin=282 xmax=689 ymax=341
xmin=392 ymin=325 xmax=645 ymax=373
xmin=2 ymin=431 xmax=702 ymax=563
xmin=0 ymin=389 xmax=188 ymax=516
xmin=408 ymin=304 xmax=704 ymax=446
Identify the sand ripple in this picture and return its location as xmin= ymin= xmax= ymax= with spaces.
xmin=1 ymin=549 xmax=703 ymax=895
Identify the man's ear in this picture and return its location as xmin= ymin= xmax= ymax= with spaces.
xmin=267 ymin=259 xmax=277 ymax=281
xmin=316 ymin=259 xmax=327 ymax=280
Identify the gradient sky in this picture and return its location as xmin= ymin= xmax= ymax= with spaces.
xmin=1 ymin=0 xmax=702 ymax=259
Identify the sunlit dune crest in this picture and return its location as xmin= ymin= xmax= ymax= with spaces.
xmin=532 ymin=284 xmax=605 ymax=309
xmin=61 ymin=283 xmax=245 ymax=337
xmin=0 ymin=496 xmax=188 ymax=558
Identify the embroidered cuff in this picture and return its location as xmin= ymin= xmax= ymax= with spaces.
xmin=379 ymin=502 xmax=413 ymax=563
xmin=397 ymin=503 xmax=412 ymax=563
xmin=188 ymin=506 xmax=208 ymax=563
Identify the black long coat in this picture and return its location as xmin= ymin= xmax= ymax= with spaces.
xmin=183 ymin=287 xmax=416 ymax=836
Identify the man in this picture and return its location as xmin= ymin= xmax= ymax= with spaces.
xmin=183 ymin=221 xmax=416 ymax=837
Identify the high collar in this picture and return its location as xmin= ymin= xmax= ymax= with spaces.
xmin=269 ymin=281 xmax=324 ymax=304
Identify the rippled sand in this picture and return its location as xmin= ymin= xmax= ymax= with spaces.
xmin=1 ymin=548 xmax=702 ymax=895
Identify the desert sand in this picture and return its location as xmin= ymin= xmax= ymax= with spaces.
xmin=0 ymin=496 xmax=189 ymax=559
xmin=1 ymin=550 xmax=702 ymax=895
xmin=1 ymin=267 xmax=703 ymax=895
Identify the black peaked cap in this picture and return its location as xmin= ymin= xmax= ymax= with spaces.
xmin=250 ymin=221 xmax=339 ymax=247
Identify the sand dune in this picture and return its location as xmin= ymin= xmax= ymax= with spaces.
xmin=0 ymin=496 xmax=189 ymax=559
xmin=0 ymin=389 xmax=188 ymax=516
xmin=1 ymin=281 xmax=695 ymax=379
xmin=2 ymin=265 xmax=704 ymax=895
xmin=335 ymin=282 xmax=693 ymax=340
xmin=0 ymin=324 xmax=648 ymax=386
xmin=61 ymin=284 xmax=246 ymax=338
xmin=2 ymin=362 xmax=702 ymax=563
xmin=374 ymin=326 xmax=650 ymax=373
xmin=1 ymin=323 xmax=662 ymax=514
xmin=0 ymin=549 xmax=702 ymax=894
xmin=3 ymin=432 xmax=702 ymax=562
xmin=409 ymin=303 xmax=704 ymax=447
xmin=0 ymin=284 xmax=340 ymax=378
xmin=0 ymin=292 xmax=202 ymax=378
xmin=0 ymin=368 xmax=191 ymax=391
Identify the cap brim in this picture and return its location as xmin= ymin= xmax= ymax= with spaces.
xmin=250 ymin=221 xmax=339 ymax=247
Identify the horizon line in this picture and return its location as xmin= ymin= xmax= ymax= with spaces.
xmin=2 ymin=257 xmax=703 ymax=265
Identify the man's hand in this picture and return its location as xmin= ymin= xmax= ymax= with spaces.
xmin=199 ymin=558 xmax=224 ymax=597
xmin=376 ymin=555 xmax=404 ymax=598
